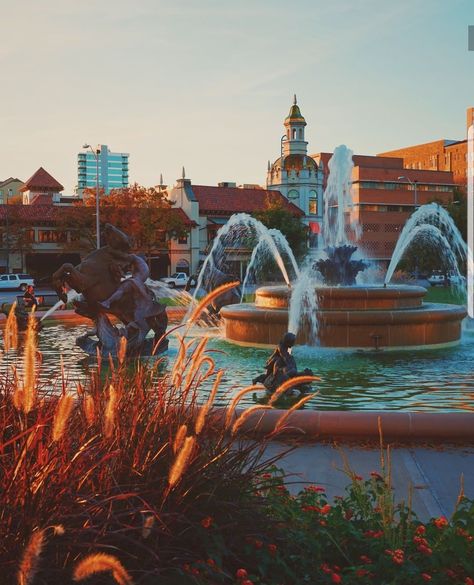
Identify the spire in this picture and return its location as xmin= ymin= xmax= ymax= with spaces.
xmin=159 ymin=173 xmax=163 ymax=186
xmin=293 ymin=93 xmax=297 ymax=105
xmin=182 ymin=166 xmax=186 ymax=179
xmin=267 ymin=160 xmax=271 ymax=171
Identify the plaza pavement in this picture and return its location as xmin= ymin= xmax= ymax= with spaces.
xmin=264 ymin=440 xmax=474 ymax=521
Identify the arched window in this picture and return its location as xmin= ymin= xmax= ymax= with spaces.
xmin=288 ymin=189 xmax=299 ymax=204
xmin=309 ymin=190 xmax=318 ymax=215
xmin=176 ymin=258 xmax=190 ymax=275
xmin=299 ymin=128 xmax=303 ymax=139
xmin=292 ymin=128 xmax=296 ymax=140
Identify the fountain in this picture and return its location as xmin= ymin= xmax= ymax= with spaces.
xmin=221 ymin=146 xmax=466 ymax=350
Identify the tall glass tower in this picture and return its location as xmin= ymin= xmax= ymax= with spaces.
xmin=77 ymin=145 xmax=129 ymax=194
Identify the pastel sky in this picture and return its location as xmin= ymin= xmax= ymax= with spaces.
xmin=1 ymin=0 xmax=473 ymax=193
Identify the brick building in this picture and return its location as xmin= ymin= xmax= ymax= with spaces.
xmin=312 ymin=152 xmax=456 ymax=265
xmin=378 ymin=107 xmax=473 ymax=191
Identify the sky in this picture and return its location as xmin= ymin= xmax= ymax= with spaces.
xmin=1 ymin=0 xmax=473 ymax=193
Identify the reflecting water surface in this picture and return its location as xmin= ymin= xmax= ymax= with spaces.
xmin=2 ymin=322 xmax=474 ymax=412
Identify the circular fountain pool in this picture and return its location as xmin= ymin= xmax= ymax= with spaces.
xmin=221 ymin=284 xmax=466 ymax=350
xmin=2 ymin=322 xmax=474 ymax=412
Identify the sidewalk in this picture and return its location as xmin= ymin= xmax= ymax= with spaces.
xmin=265 ymin=441 xmax=474 ymax=521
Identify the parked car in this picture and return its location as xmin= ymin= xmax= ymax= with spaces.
xmin=427 ymin=272 xmax=448 ymax=286
xmin=0 ymin=273 xmax=36 ymax=291
xmin=160 ymin=272 xmax=188 ymax=288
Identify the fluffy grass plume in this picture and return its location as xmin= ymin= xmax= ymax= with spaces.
xmin=225 ymin=384 xmax=267 ymax=427
xmin=73 ymin=553 xmax=133 ymax=584
xmin=168 ymin=436 xmax=196 ymax=488
xmin=21 ymin=314 xmax=38 ymax=414
xmin=173 ymin=423 xmax=188 ymax=454
xmin=231 ymin=405 xmax=273 ymax=435
xmin=268 ymin=375 xmax=320 ymax=406
xmin=195 ymin=369 xmax=223 ymax=435
xmin=52 ymin=393 xmax=75 ymax=442
xmin=4 ymin=301 xmax=18 ymax=352
xmin=17 ymin=529 xmax=45 ymax=585
xmin=104 ymin=384 xmax=117 ymax=438
xmin=187 ymin=281 xmax=240 ymax=326
xmin=83 ymin=394 xmax=95 ymax=425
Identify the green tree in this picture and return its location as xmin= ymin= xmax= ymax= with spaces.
xmin=445 ymin=187 xmax=467 ymax=241
xmin=429 ymin=187 xmax=467 ymax=241
xmin=253 ymin=196 xmax=308 ymax=261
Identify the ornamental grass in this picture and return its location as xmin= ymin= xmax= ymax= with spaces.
xmin=0 ymin=294 xmax=311 ymax=584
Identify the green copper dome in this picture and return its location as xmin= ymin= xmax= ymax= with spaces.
xmin=285 ymin=95 xmax=306 ymax=124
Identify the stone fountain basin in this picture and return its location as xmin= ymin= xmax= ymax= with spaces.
xmin=220 ymin=285 xmax=466 ymax=350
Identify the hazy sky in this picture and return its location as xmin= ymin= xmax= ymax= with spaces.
xmin=1 ymin=0 xmax=473 ymax=193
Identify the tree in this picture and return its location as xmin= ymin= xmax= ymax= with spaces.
xmin=58 ymin=184 xmax=188 ymax=263
xmin=445 ymin=187 xmax=467 ymax=241
xmin=429 ymin=187 xmax=467 ymax=241
xmin=253 ymin=196 xmax=308 ymax=261
xmin=2 ymin=204 xmax=34 ymax=271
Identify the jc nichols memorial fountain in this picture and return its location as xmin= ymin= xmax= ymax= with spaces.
xmin=219 ymin=145 xmax=467 ymax=351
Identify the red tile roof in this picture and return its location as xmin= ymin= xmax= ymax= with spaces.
xmin=172 ymin=207 xmax=197 ymax=227
xmin=0 ymin=204 xmax=61 ymax=222
xmin=191 ymin=185 xmax=304 ymax=216
xmin=29 ymin=193 xmax=54 ymax=205
xmin=21 ymin=167 xmax=64 ymax=192
xmin=0 ymin=204 xmax=196 ymax=227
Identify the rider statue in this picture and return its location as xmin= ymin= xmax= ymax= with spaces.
xmin=52 ymin=223 xmax=168 ymax=357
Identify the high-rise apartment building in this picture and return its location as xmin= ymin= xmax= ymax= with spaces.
xmin=77 ymin=144 xmax=129 ymax=195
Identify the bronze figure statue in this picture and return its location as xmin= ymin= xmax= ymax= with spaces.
xmin=52 ymin=224 xmax=168 ymax=357
xmin=253 ymin=332 xmax=313 ymax=396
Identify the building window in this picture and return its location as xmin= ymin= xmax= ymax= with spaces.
xmin=288 ymin=189 xmax=299 ymax=204
xmin=309 ymin=198 xmax=318 ymax=215
xmin=37 ymin=230 xmax=68 ymax=243
xmin=299 ymin=128 xmax=303 ymax=139
xmin=292 ymin=128 xmax=296 ymax=139
xmin=178 ymin=235 xmax=188 ymax=244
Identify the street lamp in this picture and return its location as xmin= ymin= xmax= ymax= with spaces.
xmin=398 ymin=175 xmax=418 ymax=208
xmin=83 ymin=144 xmax=101 ymax=249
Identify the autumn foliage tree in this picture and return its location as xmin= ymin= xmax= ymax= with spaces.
xmin=58 ymin=183 xmax=188 ymax=263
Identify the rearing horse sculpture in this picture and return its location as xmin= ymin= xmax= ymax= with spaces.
xmin=52 ymin=224 xmax=168 ymax=357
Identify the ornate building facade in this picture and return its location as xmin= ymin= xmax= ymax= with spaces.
xmin=266 ymin=96 xmax=324 ymax=245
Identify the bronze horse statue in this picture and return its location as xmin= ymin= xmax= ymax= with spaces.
xmin=52 ymin=224 xmax=168 ymax=357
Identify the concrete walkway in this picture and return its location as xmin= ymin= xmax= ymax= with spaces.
xmin=265 ymin=441 xmax=474 ymax=521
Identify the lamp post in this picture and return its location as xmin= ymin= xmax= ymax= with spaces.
xmin=398 ymin=175 xmax=420 ymax=278
xmin=398 ymin=175 xmax=418 ymax=208
xmin=5 ymin=190 xmax=10 ymax=274
xmin=83 ymin=144 xmax=101 ymax=249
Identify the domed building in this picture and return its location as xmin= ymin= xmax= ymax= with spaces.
xmin=266 ymin=96 xmax=324 ymax=245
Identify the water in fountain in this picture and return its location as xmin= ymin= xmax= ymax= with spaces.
xmin=40 ymin=289 xmax=81 ymax=321
xmin=187 ymin=213 xmax=294 ymax=318
xmin=322 ymin=144 xmax=361 ymax=247
xmin=240 ymin=228 xmax=300 ymax=301
xmin=288 ymin=145 xmax=360 ymax=341
xmin=288 ymin=268 xmax=319 ymax=344
xmin=385 ymin=203 xmax=467 ymax=289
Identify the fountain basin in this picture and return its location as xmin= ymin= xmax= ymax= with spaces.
xmin=221 ymin=285 xmax=466 ymax=350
